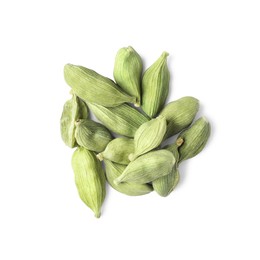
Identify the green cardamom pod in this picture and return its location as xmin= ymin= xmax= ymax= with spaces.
xmin=104 ymin=160 xmax=153 ymax=196
xmin=114 ymin=150 xmax=175 ymax=184
xmin=97 ymin=137 xmax=135 ymax=165
xmin=75 ymin=119 xmax=113 ymax=153
xmin=129 ymin=116 xmax=167 ymax=161
xmin=152 ymin=144 xmax=180 ymax=197
xmin=159 ymin=96 xmax=199 ymax=140
xmin=71 ymin=147 xmax=106 ymax=218
xmin=177 ymin=117 xmax=211 ymax=163
xmin=60 ymin=93 xmax=89 ymax=148
xmin=113 ymin=46 xmax=142 ymax=106
xmin=141 ymin=52 xmax=170 ymax=117
xmin=64 ymin=64 xmax=138 ymax=107
xmin=87 ymin=103 xmax=149 ymax=137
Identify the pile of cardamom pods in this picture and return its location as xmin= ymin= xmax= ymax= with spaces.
xmin=60 ymin=46 xmax=211 ymax=218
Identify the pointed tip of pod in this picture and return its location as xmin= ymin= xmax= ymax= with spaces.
xmin=162 ymin=51 xmax=169 ymax=58
xmin=128 ymin=153 xmax=135 ymax=161
xmin=94 ymin=211 xmax=101 ymax=218
xmin=96 ymin=153 xmax=104 ymax=161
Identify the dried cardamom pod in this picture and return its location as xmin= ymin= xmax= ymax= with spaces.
xmin=152 ymin=144 xmax=181 ymax=197
xmin=64 ymin=64 xmax=138 ymax=107
xmin=114 ymin=150 xmax=175 ymax=184
xmin=97 ymin=137 xmax=135 ymax=165
xmin=129 ymin=116 xmax=167 ymax=161
xmin=104 ymin=160 xmax=153 ymax=196
xmin=60 ymin=93 xmax=89 ymax=148
xmin=177 ymin=117 xmax=211 ymax=163
xmin=71 ymin=147 xmax=106 ymax=218
xmin=113 ymin=46 xmax=142 ymax=106
xmin=141 ymin=52 xmax=170 ymax=117
xmin=75 ymin=119 xmax=113 ymax=153
xmin=159 ymin=96 xmax=199 ymax=140
xmin=87 ymin=103 xmax=149 ymax=137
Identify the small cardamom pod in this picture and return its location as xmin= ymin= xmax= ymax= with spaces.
xmin=159 ymin=96 xmax=199 ymax=140
xmin=177 ymin=117 xmax=211 ymax=163
xmin=75 ymin=119 xmax=113 ymax=153
xmin=141 ymin=52 xmax=170 ymax=117
xmin=64 ymin=64 xmax=138 ymax=107
xmin=97 ymin=137 xmax=135 ymax=165
xmin=71 ymin=147 xmax=106 ymax=218
xmin=60 ymin=93 xmax=89 ymax=148
xmin=114 ymin=150 xmax=175 ymax=184
xmin=87 ymin=103 xmax=149 ymax=137
xmin=152 ymin=144 xmax=180 ymax=197
xmin=104 ymin=160 xmax=153 ymax=196
xmin=129 ymin=116 xmax=167 ymax=161
xmin=114 ymin=46 xmax=142 ymax=106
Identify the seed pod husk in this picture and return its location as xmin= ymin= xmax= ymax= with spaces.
xmin=60 ymin=94 xmax=89 ymax=148
xmin=114 ymin=150 xmax=175 ymax=184
xmin=64 ymin=64 xmax=137 ymax=107
xmin=129 ymin=116 xmax=167 ymax=161
xmin=152 ymin=144 xmax=180 ymax=197
xmin=71 ymin=147 xmax=106 ymax=218
xmin=141 ymin=52 xmax=170 ymax=117
xmin=97 ymin=137 xmax=134 ymax=165
xmin=75 ymin=119 xmax=113 ymax=153
xmin=160 ymin=96 xmax=199 ymax=140
xmin=177 ymin=117 xmax=211 ymax=163
xmin=114 ymin=46 xmax=142 ymax=106
xmin=104 ymin=160 xmax=153 ymax=196
xmin=87 ymin=103 xmax=149 ymax=137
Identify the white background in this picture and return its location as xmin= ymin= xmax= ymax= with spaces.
xmin=1 ymin=0 xmax=260 ymax=259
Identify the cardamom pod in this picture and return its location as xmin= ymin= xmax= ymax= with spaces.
xmin=104 ymin=160 xmax=153 ymax=196
xmin=97 ymin=137 xmax=134 ymax=165
xmin=114 ymin=149 xmax=175 ymax=184
xmin=113 ymin=46 xmax=142 ymax=106
xmin=152 ymin=144 xmax=180 ymax=197
xmin=60 ymin=93 xmax=89 ymax=148
xmin=71 ymin=147 xmax=106 ymax=218
xmin=177 ymin=117 xmax=211 ymax=163
xmin=159 ymin=96 xmax=199 ymax=139
xmin=87 ymin=102 xmax=149 ymax=137
xmin=64 ymin=64 xmax=138 ymax=107
xmin=75 ymin=119 xmax=113 ymax=153
xmin=141 ymin=52 xmax=170 ymax=117
xmin=129 ymin=116 xmax=167 ymax=161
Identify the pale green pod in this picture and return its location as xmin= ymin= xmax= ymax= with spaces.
xmin=75 ymin=119 xmax=113 ymax=153
xmin=97 ymin=137 xmax=135 ymax=165
xmin=87 ymin=103 xmax=149 ymax=137
xmin=152 ymin=144 xmax=180 ymax=197
xmin=160 ymin=96 xmax=199 ymax=139
xmin=64 ymin=64 xmax=137 ymax=107
xmin=71 ymin=147 xmax=106 ymax=218
xmin=141 ymin=52 xmax=170 ymax=117
xmin=113 ymin=46 xmax=142 ymax=106
xmin=60 ymin=94 xmax=89 ymax=148
xmin=177 ymin=117 xmax=211 ymax=163
xmin=114 ymin=150 xmax=175 ymax=184
xmin=104 ymin=160 xmax=153 ymax=196
xmin=129 ymin=116 xmax=167 ymax=161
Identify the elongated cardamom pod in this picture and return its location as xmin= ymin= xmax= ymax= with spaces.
xmin=114 ymin=46 xmax=142 ymax=106
xmin=64 ymin=64 xmax=138 ymax=107
xmin=129 ymin=116 xmax=167 ymax=161
xmin=104 ymin=160 xmax=153 ymax=196
xmin=87 ymin=103 xmax=149 ymax=137
xmin=114 ymin=150 xmax=175 ymax=184
xmin=152 ymin=144 xmax=181 ymax=197
xmin=60 ymin=93 xmax=89 ymax=148
xmin=75 ymin=119 xmax=112 ymax=153
xmin=177 ymin=117 xmax=211 ymax=163
xmin=160 ymin=96 xmax=199 ymax=140
xmin=97 ymin=137 xmax=135 ymax=165
xmin=71 ymin=147 xmax=106 ymax=218
xmin=141 ymin=52 xmax=170 ymax=117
